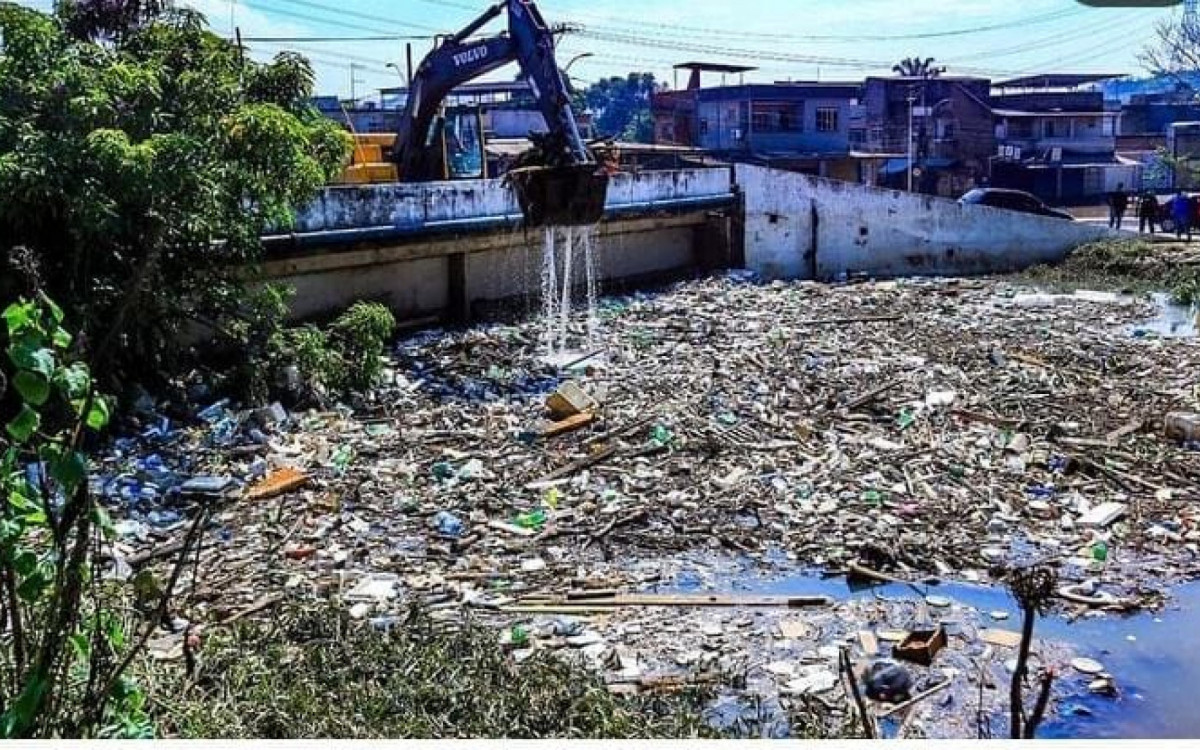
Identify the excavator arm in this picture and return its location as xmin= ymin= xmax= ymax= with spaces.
xmin=393 ymin=0 xmax=605 ymax=226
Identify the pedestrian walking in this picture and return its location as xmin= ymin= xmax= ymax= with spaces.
xmin=1107 ymin=182 xmax=1129 ymax=230
xmin=1172 ymin=190 xmax=1193 ymax=242
xmin=1139 ymin=192 xmax=1159 ymax=235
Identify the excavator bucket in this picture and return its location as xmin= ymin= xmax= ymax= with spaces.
xmin=507 ymin=165 xmax=610 ymax=228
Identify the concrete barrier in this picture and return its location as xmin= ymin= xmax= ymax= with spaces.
xmin=735 ymin=164 xmax=1113 ymax=281
xmin=265 ymin=168 xmax=738 ymax=322
xmin=293 ymin=168 xmax=733 ymax=233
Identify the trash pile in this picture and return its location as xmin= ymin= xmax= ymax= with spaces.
xmin=98 ymin=273 xmax=1200 ymax=736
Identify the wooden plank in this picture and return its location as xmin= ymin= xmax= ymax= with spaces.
xmin=858 ymin=630 xmax=879 ymax=657
xmin=875 ymin=680 xmax=952 ymax=719
xmin=523 ymin=593 xmax=832 ymax=609
xmin=1105 ymin=419 xmax=1144 ymax=444
xmin=980 ymin=628 xmax=1023 ymax=648
xmin=845 ymin=380 xmax=901 ymax=411
xmin=246 ymin=467 xmax=310 ymax=502
xmin=778 ymin=620 xmax=811 ymax=639
xmin=540 ymin=412 xmax=597 ymax=439
xmin=527 ymin=446 xmax=618 ymax=487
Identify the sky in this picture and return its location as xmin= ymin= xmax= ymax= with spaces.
xmin=11 ymin=0 xmax=1189 ymax=99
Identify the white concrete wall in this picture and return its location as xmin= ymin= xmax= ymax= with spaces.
xmin=735 ymin=164 xmax=1113 ymax=281
xmin=466 ymin=226 xmax=695 ymax=303
xmin=274 ymin=256 xmax=449 ymax=321
xmin=294 ymin=168 xmax=732 ymax=233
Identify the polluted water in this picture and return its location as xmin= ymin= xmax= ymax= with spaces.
xmin=539 ymin=224 xmax=602 ymax=365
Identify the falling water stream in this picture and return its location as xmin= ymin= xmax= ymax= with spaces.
xmin=539 ymin=224 xmax=601 ymax=361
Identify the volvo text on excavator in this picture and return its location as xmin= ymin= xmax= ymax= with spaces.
xmin=392 ymin=0 xmax=609 ymax=227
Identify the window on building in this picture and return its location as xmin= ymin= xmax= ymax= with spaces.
xmin=751 ymin=101 xmax=804 ymax=133
xmin=699 ymin=118 xmax=709 ymax=136
xmin=1044 ymin=119 xmax=1061 ymax=138
xmin=816 ymin=107 xmax=839 ymax=132
xmin=1008 ymin=119 xmax=1034 ymax=139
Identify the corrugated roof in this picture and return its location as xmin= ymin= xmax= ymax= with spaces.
xmin=994 ymin=73 xmax=1123 ymax=89
xmin=993 ymin=109 xmax=1113 ymax=118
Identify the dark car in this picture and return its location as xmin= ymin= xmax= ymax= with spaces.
xmin=958 ymin=188 xmax=1075 ymax=221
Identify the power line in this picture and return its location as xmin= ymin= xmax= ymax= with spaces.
xmin=243 ymin=35 xmax=436 ymax=42
xmin=412 ymin=0 xmax=1086 ymax=44
xmin=265 ymin=0 xmax=440 ymax=32
xmin=577 ymin=7 xmax=1088 ymax=44
xmin=238 ymin=0 xmax=398 ymax=35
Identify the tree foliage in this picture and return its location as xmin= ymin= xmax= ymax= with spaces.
xmin=577 ymin=72 xmax=660 ymax=143
xmin=1142 ymin=12 xmax=1200 ymax=87
xmin=0 ymin=2 xmax=352 ymax=389
xmin=892 ymin=57 xmax=944 ymax=78
xmin=0 ymin=295 xmax=198 ymax=738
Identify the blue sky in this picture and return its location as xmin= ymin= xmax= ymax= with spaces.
xmin=14 ymin=0 xmax=1186 ymax=98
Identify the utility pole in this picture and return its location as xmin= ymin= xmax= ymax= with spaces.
xmin=350 ymin=63 xmax=364 ymax=105
xmin=907 ymin=90 xmax=916 ymax=192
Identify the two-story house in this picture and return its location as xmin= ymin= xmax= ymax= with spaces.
xmin=990 ymin=74 xmax=1139 ymax=203
xmin=856 ymin=76 xmax=996 ymax=196
xmin=652 ymin=68 xmax=863 ymax=179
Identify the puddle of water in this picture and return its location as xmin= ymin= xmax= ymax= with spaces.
xmin=1130 ymin=293 xmax=1199 ymax=339
xmin=663 ymin=560 xmax=1200 ymax=739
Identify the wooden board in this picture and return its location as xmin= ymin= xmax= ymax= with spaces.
xmin=778 ymin=620 xmax=811 ymax=639
xmin=522 ymin=593 xmax=832 ymax=609
xmin=980 ymin=628 xmax=1023 ymax=648
xmin=541 ymin=412 xmax=596 ymax=438
xmin=858 ymin=630 xmax=880 ymax=657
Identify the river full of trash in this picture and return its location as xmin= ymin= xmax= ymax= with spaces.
xmin=95 ymin=272 xmax=1200 ymax=738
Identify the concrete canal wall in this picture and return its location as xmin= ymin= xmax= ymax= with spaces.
xmin=265 ymin=164 xmax=1113 ymax=324
xmin=736 ymin=164 xmax=1112 ymax=281
xmin=264 ymin=168 xmax=738 ymax=322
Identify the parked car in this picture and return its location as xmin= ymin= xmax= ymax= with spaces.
xmin=957 ymin=188 xmax=1075 ymax=221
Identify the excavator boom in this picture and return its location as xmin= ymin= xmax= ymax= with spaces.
xmin=392 ymin=0 xmax=607 ymax=227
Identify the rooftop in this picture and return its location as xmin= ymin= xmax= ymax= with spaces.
xmin=673 ymin=62 xmax=758 ymax=73
xmin=994 ymin=73 xmax=1124 ymax=90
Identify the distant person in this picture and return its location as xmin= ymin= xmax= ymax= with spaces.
xmin=1139 ymin=192 xmax=1159 ymax=235
xmin=1107 ymin=182 xmax=1129 ymax=230
xmin=1172 ymin=190 xmax=1193 ymax=242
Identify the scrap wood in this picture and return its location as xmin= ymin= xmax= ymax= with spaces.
xmin=527 ymin=445 xmax=618 ymax=487
xmin=520 ymin=592 xmax=832 ymax=609
xmin=217 ymin=593 xmax=284 ymax=625
xmin=798 ymin=314 xmax=903 ymax=326
xmin=875 ymin=679 xmax=952 ymax=719
xmin=846 ymin=561 xmax=926 ymax=597
xmin=1104 ymin=419 xmax=1144 ymax=444
xmin=980 ymin=628 xmax=1023 ymax=648
xmin=584 ymin=509 xmax=649 ymax=549
xmin=1075 ymin=455 xmax=1171 ymax=495
xmin=540 ymin=411 xmax=597 ymax=438
xmin=845 ymin=380 xmax=902 ymax=412
xmin=950 ymin=409 xmax=1027 ymax=429
xmin=246 ymin=467 xmax=310 ymax=501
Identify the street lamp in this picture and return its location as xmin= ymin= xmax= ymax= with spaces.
xmin=563 ymin=52 xmax=594 ymax=74
xmin=386 ymin=62 xmax=406 ymax=84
